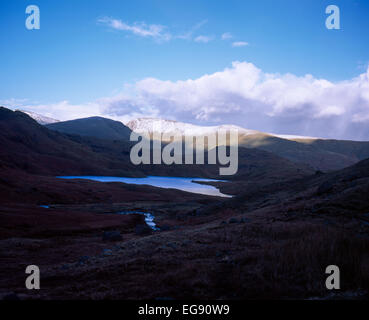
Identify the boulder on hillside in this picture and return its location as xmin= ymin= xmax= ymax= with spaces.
xmin=102 ymin=231 xmax=122 ymax=242
xmin=135 ymin=224 xmax=152 ymax=236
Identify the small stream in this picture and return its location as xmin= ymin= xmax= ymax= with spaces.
xmin=116 ymin=211 xmax=160 ymax=231
xmin=39 ymin=205 xmax=159 ymax=231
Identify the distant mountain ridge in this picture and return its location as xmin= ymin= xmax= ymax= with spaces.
xmin=46 ymin=116 xmax=132 ymax=141
xmin=17 ymin=110 xmax=369 ymax=172
xmin=126 ymin=117 xmax=369 ymax=171
xmin=126 ymin=118 xmax=260 ymax=138
xmin=125 ymin=118 xmax=321 ymax=141
xmin=0 ymin=107 xmax=314 ymax=185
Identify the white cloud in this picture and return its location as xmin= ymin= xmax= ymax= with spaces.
xmin=0 ymin=98 xmax=29 ymax=108
xmin=232 ymin=41 xmax=249 ymax=47
xmin=177 ymin=20 xmax=208 ymax=40
xmin=98 ymin=17 xmax=171 ymax=41
xmin=6 ymin=62 xmax=369 ymax=140
xmin=194 ymin=35 xmax=213 ymax=43
xmin=103 ymin=61 xmax=369 ymax=140
xmin=98 ymin=17 xmax=210 ymax=43
xmin=315 ymin=105 xmax=345 ymax=118
xmin=13 ymin=100 xmax=103 ymax=121
xmin=221 ymin=32 xmax=232 ymax=40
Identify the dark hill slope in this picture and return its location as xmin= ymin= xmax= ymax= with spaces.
xmin=217 ymin=156 xmax=369 ymax=220
xmin=311 ymin=157 xmax=369 ymax=214
xmin=239 ymin=133 xmax=360 ymax=172
xmin=0 ymin=107 xmax=140 ymax=176
xmin=46 ymin=117 xmax=132 ymax=140
xmin=307 ymin=139 xmax=369 ymax=162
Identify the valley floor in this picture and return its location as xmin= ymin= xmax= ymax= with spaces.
xmin=1 ymin=190 xmax=369 ymax=300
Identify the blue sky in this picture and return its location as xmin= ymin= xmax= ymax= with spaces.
xmin=1 ymin=0 xmax=369 ymax=139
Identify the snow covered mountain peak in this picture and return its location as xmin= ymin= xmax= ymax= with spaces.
xmin=125 ymin=118 xmax=260 ymax=137
xmin=17 ymin=110 xmax=60 ymax=125
xmin=126 ymin=118 xmax=323 ymax=141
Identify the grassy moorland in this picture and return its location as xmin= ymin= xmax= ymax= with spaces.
xmin=0 ymin=107 xmax=369 ymax=300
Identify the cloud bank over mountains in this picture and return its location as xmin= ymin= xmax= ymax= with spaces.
xmin=7 ymin=61 xmax=369 ymax=140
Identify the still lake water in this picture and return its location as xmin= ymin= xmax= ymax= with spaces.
xmin=58 ymin=176 xmax=230 ymax=198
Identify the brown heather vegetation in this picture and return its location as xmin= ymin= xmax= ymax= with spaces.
xmin=1 ymin=107 xmax=369 ymax=300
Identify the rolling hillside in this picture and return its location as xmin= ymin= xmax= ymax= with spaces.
xmin=46 ymin=116 xmax=132 ymax=141
xmin=0 ymin=107 xmax=140 ymax=177
xmin=127 ymin=117 xmax=369 ymax=171
xmin=0 ymin=107 xmax=313 ymax=192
